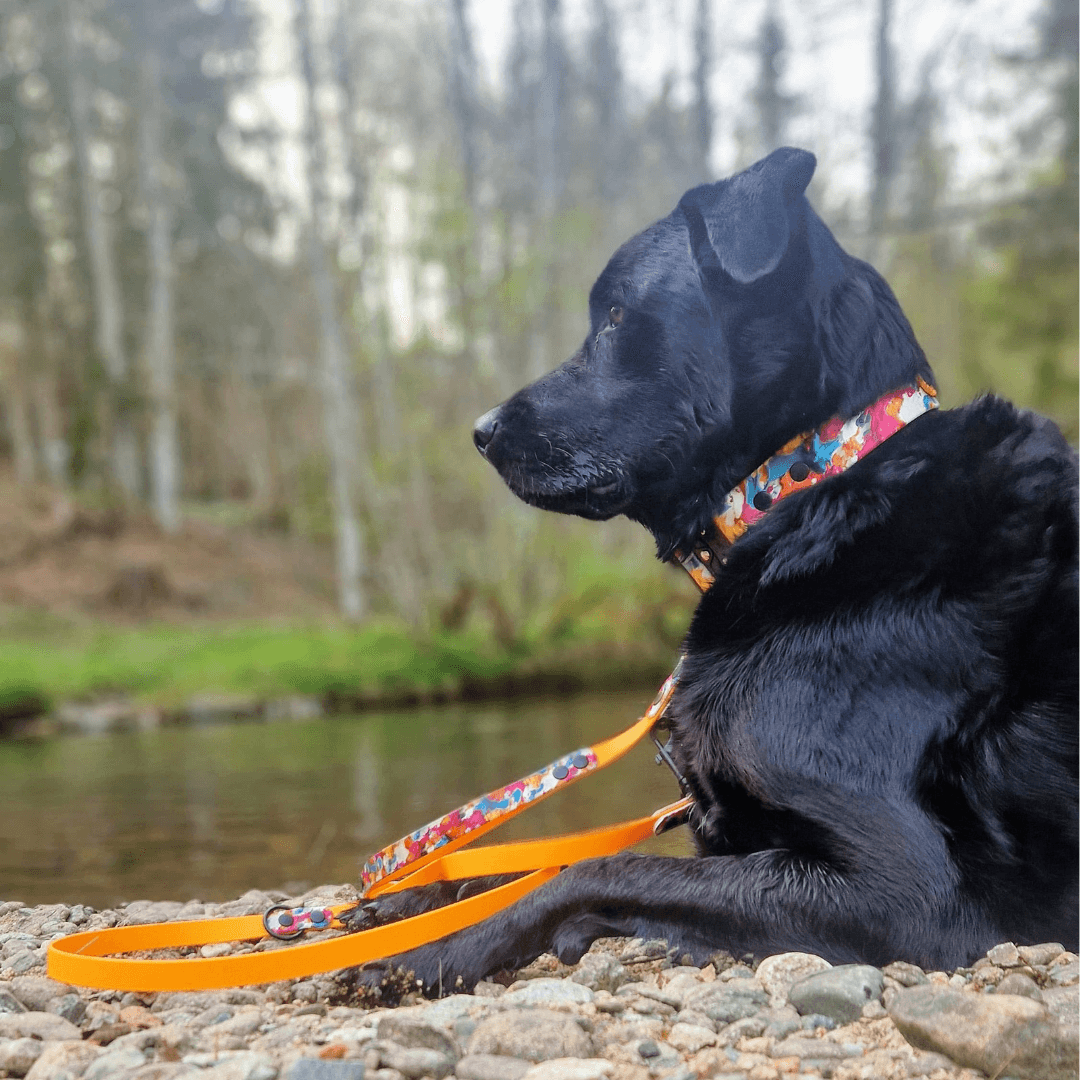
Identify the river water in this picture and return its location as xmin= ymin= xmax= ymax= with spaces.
xmin=0 ymin=690 xmax=693 ymax=908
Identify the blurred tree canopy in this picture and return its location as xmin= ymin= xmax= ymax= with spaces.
xmin=0 ymin=0 xmax=1074 ymax=629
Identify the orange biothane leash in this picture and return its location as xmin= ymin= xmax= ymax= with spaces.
xmin=47 ymin=671 xmax=691 ymax=992
xmin=48 ymin=383 xmax=937 ymax=993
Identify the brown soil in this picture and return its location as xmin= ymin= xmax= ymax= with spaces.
xmin=0 ymin=473 xmax=338 ymax=624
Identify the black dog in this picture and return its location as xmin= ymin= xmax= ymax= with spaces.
xmin=354 ymin=148 xmax=1078 ymax=989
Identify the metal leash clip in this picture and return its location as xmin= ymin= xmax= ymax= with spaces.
xmin=262 ymin=904 xmax=337 ymax=940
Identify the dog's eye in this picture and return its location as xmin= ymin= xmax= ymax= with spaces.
xmin=609 ymin=306 xmax=624 ymax=327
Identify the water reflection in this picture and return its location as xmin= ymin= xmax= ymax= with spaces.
xmin=0 ymin=690 xmax=692 ymax=907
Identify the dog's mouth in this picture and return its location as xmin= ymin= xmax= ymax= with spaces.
xmin=499 ymin=464 xmax=630 ymax=520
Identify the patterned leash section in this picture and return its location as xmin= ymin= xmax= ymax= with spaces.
xmin=360 ymin=661 xmax=683 ymax=897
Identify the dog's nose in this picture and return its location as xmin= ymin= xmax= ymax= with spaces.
xmin=473 ymin=407 xmax=500 ymax=454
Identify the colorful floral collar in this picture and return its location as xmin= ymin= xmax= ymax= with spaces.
xmin=676 ymin=378 xmax=939 ymax=590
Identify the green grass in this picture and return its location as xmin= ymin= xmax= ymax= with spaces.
xmin=0 ymin=615 xmax=683 ymax=717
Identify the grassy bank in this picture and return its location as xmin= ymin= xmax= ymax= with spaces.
xmin=0 ymin=599 xmax=692 ymax=724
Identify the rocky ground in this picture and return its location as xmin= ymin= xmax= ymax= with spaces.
xmin=0 ymin=887 xmax=1076 ymax=1080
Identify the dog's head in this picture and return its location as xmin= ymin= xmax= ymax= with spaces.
xmin=474 ymin=148 xmax=933 ymax=558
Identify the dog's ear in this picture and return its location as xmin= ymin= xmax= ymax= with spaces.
xmin=679 ymin=147 xmax=816 ymax=284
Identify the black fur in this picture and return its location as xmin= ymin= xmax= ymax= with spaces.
xmin=352 ymin=148 xmax=1078 ymax=992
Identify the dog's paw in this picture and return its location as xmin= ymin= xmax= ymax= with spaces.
xmin=338 ymin=882 xmax=460 ymax=932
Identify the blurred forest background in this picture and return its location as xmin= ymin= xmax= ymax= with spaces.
xmin=0 ymin=0 xmax=1075 ymax=713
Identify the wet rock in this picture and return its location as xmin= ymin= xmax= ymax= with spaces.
xmin=0 ymin=1011 xmax=83 ymax=1041
xmin=376 ymin=1015 xmax=460 ymax=1059
xmin=0 ymin=1037 xmax=44 ymax=1078
xmin=520 ymin=1060 xmax=614 ymax=1080
xmin=24 ymin=1040 xmax=102 ymax=1080
xmin=468 ymin=1010 xmax=594 ymax=1062
xmin=454 ymin=1054 xmax=532 ymax=1080
xmin=502 ymin=979 xmax=594 ymax=1008
xmin=888 ymin=984 xmax=1079 ymax=1080
xmin=756 ymin=953 xmax=832 ymax=1009
xmin=787 ymin=965 xmax=884 ymax=1024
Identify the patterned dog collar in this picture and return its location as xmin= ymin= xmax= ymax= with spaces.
xmin=677 ymin=378 xmax=939 ymax=590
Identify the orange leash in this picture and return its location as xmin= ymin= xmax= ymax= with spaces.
xmin=46 ymin=671 xmax=691 ymax=992
xmin=46 ymin=800 xmax=691 ymax=992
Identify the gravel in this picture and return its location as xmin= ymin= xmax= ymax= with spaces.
xmin=1 ymin=887 xmax=1076 ymax=1080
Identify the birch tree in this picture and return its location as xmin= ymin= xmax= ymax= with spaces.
xmin=296 ymin=0 xmax=366 ymax=621
xmin=67 ymin=0 xmax=139 ymax=499
xmin=138 ymin=41 xmax=179 ymax=532
xmin=692 ymin=0 xmax=713 ymax=179
xmin=868 ymin=0 xmax=897 ymax=260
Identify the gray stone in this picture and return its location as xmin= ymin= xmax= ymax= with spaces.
xmin=889 ymin=984 xmax=1079 ymax=1080
xmin=454 ymin=1055 xmax=531 ymax=1080
xmin=381 ymin=1046 xmax=453 ymax=1080
xmin=502 ymin=979 xmax=594 ymax=1009
xmin=987 ymin=942 xmax=1021 ymax=968
xmin=211 ymin=1010 xmax=266 ymax=1038
xmin=24 ymin=1040 xmax=101 ymax=1080
xmin=1042 ymin=985 xmax=1080 ymax=1028
xmin=799 ymin=1012 xmax=836 ymax=1031
xmin=468 ymin=1011 xmax=593 ymax=1063
xmin=520 ymin=1061 xmax=614 ymax=1080
xmin=756 ymin=953 xmax=831 ymax=1008
xmin=83 ymin=1048 xmax=148 ymax=1080
xmin=569 ymin=954 xmax=629 ymax=994
xmin=617 ymin=939 xmax=669 ymax=964
xmin=5 ymin=951 xmax=44 ymax=975
xmin=787 ymin=964 xmax=884 ymax=1024
xmin=0 ymin=1037 xmax=44 ymax=1078
xmin=682 ymin=982 xmax=768 ymax=1024
xmin=1048 ymin=959 xmax=1080 ymax=987
xmin=377 ymin=1015 xmax=460 ymax=1060
xmin=121 ymin=1067 xmax=190 ymax=1080
xmin=0 ymin=1011 xmax=83 ymax=1042
xmin=0 ymin=988 xmax=28 ymax=1015
xmin=769 ymin=1037 xmax=862 ymax=1060
xmin=9 ymin=978 xmax=76 ymax=1013
xmin=1017 ymin=943 xmax=1066 ymax=968
xmin=47 ymin=995 xmax=87 ymax=1025
xmin=996 ymin=973 xmax=1044 ymax=1000
xmin=716 ymin=1016 xmax=768 ymax=1045
xmin=201 ymin=1052 xmax=279 ymax=1080
xmin=881 ymin=962 xmax=929 ymax=988
xmin=667 ymin=1022 xmax=717 ymax=1052
xmin=413 ymin=997 xmax=480 ymax=1031
xmin=287 ymin=1062 xmax=366 ymax=1080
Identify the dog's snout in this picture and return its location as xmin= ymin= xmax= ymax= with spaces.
xmin=473 ymin=407 xmax=500 ymax=454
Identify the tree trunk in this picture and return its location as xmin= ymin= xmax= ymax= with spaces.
xmin=139 ymin=47 xmax=180 ymax=533
xmin=868 ymin=0 xmax=896 ymax=262
xmin=0 ymin=313 xmax=35 ymax=485
xmin=67 ymin=1 xmax=138 ymax=498
xmin=693 ymin=0 xmax=713 ymax=179
xmin=296 ymin=0 xmax=366 ymax=621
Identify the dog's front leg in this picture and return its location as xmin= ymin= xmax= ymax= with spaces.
xmin=353 ymin=841 xmax=987 ymax=995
